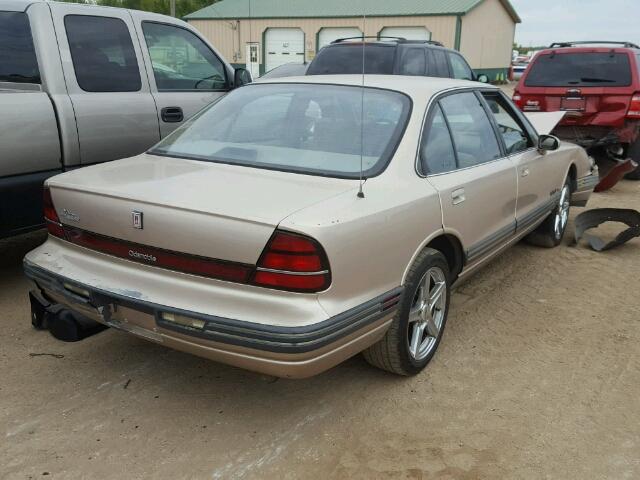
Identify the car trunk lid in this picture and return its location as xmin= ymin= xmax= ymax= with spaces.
xmin=47 ymin=154 xmax=357 ymax=265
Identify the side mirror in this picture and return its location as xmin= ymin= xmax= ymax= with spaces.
xmin=477 ymin=74 xmax=490 ymax=84
xmin=538 ymin=134 xmax=560 ymax=152
xmin=233 ymin=68 xmax=252 ymax=88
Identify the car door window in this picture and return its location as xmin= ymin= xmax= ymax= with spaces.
xmin=449 ymin=53 xmax=474 ymax=80
xmin=420 ymin=104 xmax=457 ymax=174
xmin=432 ymin=49 xmax=450 ymax=77
xmin=142 ymin=22 xmax=227 ymax=91
xmin=399 ymin=48 xmax=426 ymax=76
xmin=65 ymin=15 xmax=141 ymax=92
xmin=439 ymin=92 xmax=502 ymax=168
xmin=482 ymin=93 xmax=533 ymax=154
xmin=0 ymin=12 xmax=40 ymax=84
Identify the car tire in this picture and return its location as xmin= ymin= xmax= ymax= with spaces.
xmin=362 ymin=248 xmax=451 ymax=376
xmin=526 ymin=177 xmax=572 ymax=248
xmin=624 ymin=140 xmax=640 ymax=180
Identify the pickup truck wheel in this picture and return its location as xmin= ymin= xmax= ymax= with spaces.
xmin=362 ymin=248 xmax=450 ymax=376
xmin=624 ymin=140 xmax=640 ymax=180
xmin=526 ymin=179 xmax=571 ymax=248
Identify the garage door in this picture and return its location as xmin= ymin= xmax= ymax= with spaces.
xmin=380 ymin=27 xmax=431 ymax=41
xmin=318 ymin=27 xmax=362 ymax=50
xmin=265 ymin=28 xmax=304 ymax=72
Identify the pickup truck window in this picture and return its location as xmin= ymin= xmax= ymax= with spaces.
xmin=65 ymin=15 xmax=142 ymax=92
xmin=142 ymin=22 xmax=227 ymax=91
xmin=439 ymin=92 xmax=502 ymax=169
xmin=0 ymin=12 xmax=40 ymax=84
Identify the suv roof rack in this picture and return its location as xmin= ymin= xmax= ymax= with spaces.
xmin=331 ymin=36 xmax=444 ymax=47
xmin=549 ymin=41 xmax=640 ymax=49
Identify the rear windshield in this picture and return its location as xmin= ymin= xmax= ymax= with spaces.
xmin=525 ymin=52 xmax=632 ymax=87
xmin=307 ymin=45 xmax=396 ymax=75
xmin=149 ymin=83 xmax=411 ymax=178
xmin=0 ymin=11 xmax=40 ymax=84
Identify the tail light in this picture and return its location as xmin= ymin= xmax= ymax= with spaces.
xmin=512 ymin=91 xmax=523 ymax=109
xmin=43 ymin=187 xmax=65 ymax=238
xmin=252 ymin=231 xmax=331 ymax=293
xmin=626 ymin=93 xmax=640 ymax=118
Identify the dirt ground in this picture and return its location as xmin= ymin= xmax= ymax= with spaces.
xmin=1 ymin=181 xmax=639 ymax=480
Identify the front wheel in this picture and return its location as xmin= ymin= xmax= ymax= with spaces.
xmin=526 ymin=178 xmax=571 ymax=248
xmin=362 ymin=248 xmax=451 ymax=376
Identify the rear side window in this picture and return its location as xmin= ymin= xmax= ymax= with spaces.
xmin=431 ymin=49 xmax=450 ymax=78
xmin=449 ymin=53 xmax=474 ymax=80
xmin=420 ymin=104 xmax=457 ymax=174
xmin=0 ymin=11 xmax=40 ymax=84
xmin=525 ymin=52 xmax=632 ymax=87
xmin=399 ymin=48 xmax=426 ymax=76
xmin=307 ymin=45 xmax=395 ymax=75
xmin=439 ymin=92 xmax=502 ymax=168
xmin=142 ymin=22 xmax=227 ymax=91
xmin=65 ymin=15 xmax=141 ymax=92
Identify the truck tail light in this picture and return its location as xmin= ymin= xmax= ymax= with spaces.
xmin=252 ymin=231 xmax=331 ymax=293
xmin=43 ymin=188 xmax=65 ymax=239
xmin=626 ymin=93 xmax=640 ymax=118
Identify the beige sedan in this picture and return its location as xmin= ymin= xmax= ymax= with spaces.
xmin=24 ymin=76 xmax=599 ymax=378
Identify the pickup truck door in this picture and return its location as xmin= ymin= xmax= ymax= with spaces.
xmin=480 ymin=91 xmax=566 ymax=234
xmin=421 ymin=91 xmax=518 ymax=267
xmin=130 ymin=13 xmax=233 ymax=137
xmin=50 ymin=3 xmax=160 ymax=165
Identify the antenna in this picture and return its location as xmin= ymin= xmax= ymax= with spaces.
xmin=357 ymin=12 xmax=366 ymax=199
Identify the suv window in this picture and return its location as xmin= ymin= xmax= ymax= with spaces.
xmin=65 ymin=15 xmax=141 ymax=92
xmin=307 ymin=44 xmax=395 ymax=75
xmin=525 ymin=52 xmax=632 ymax=87
xmin=399 ymin=48 xmax=426 ymax=76
xmin=482 ymin=93 xmax=533 ymax=154
xmin=439 ymin=92 xmax=502 ymax=168
xmin=431 ymin=49 xmax=450 ymax=78
xmin=0 ymin=12 xmax=40 ymax=84
xmin=449 ymin=53 xmax=474 ymax=80
xmin=420 ymin=104 xmax=457 ymax=174
xmin=142 ymin=22 xmax=227 ymax=91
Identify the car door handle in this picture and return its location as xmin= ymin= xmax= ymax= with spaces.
xmin=452 ymin=188 xmax=466 ymax=205
xmin=161 ymin=107 xmax=184 ymax=123
xmin=521 ymin=167 xmax=530 ymax=177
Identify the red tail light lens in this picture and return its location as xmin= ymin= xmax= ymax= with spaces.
xmin=43 ymin=187 xmax=65 ymax=239
xmin=252 ymin=231 xmax=331 ymax=293
xmin=627 ymin=93 xmax=640 ymax=118
xmin=512 ymin=92 xmax=523 ymax=109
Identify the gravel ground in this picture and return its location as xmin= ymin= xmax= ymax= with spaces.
xmin=1 ymin=181 xmax=639 ymax=480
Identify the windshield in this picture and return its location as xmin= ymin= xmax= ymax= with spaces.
xmin=525 ymin=52 xmax=632 ymax=87
xmin=307 ymin=45 xmax=396 ymax=75
xmin=149 ymin=83 xmax=411 ymax=178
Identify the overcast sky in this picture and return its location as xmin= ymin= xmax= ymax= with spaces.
xmin=510 ymin=0 xmax=640 ymax=47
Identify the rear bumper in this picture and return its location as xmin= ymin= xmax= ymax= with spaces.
xmin=24 ymin=261 xmax=401 ymax=378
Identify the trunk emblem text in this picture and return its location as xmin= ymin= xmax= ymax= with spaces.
xmin=132 ymin=211 xmax=143 ymax=229
xmin=128 ymin=250 xmax=156 ymax=263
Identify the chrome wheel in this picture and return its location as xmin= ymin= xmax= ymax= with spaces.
xmin=554 ymin=184 xmax=571 ymax=239
xmin=407 ymin=267 xmax=447 ymax=361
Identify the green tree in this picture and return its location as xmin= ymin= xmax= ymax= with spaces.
xmin=57 ymin=0 xmax=218 ymax=18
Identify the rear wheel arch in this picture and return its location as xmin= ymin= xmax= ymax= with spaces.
xmin=404 ymin=233 xmax=464 ymax=285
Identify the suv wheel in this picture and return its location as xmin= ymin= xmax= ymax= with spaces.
xmin=363 ymin=248 xmax=450 ymax=376
xmin=526 ymin=178 xmax=571 ymax=248
xmin=625 ymin=140 xmax=640 ymax=180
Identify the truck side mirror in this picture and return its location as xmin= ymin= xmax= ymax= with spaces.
xmin=234 ymin=68 xmax=252 ymax=88
xmin=477 ymin=74 xmax=490 ymax=83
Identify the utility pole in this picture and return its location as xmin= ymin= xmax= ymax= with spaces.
xmin=170 ymin=0 xmax=176 ymax=17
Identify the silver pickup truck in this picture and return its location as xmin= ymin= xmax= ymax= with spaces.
xmin=0 ymin=0 xmax=250 ymax=238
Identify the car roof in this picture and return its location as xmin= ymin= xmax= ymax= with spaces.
xmin=535 ymin=46 xmax=640 ymax=55
xmin=254 ymin=75 xmax=494 ymax=99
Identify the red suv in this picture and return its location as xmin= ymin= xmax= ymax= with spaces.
xmin=513 ymin=42 xmax=640 ymax=186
